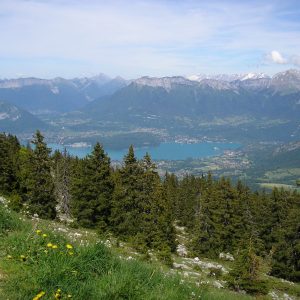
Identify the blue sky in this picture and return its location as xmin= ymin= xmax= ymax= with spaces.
xmin=0 ymin=0 xmax=300 ymax=79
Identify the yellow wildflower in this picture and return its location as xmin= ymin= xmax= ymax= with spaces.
xmin=55 ymin=288 xmax=62 ymax=299
xmin=7 ymin=255 xmax=12 ymax=259
xmin=42 ymin=233 xmax=47 ymax=238
xmin=20 ymin=255 xmax=26 ymax=261
xmin=47 ymin=243 xmax=53 ymax=248
xmin=36 ymin=229 xmax=42 ymax=234
xmin=66 ymin=244 xmax=73 ymax=249
xmin=52 ymin=245 xmax=58 ymax=249
xmin=32 ymin=290 xmax=45 ymax=300
xmin=67 ymin=295 xmax=72 ymax=298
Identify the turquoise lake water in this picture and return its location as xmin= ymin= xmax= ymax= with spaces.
xmin=48 ymin=142 xmax=240 ymax=161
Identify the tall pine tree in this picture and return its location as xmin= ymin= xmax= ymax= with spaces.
xmin=71 ymin=142 xmax=114 ymax=230
xmin=26 ymin=130 xmax=56 ymax=219
xmin=111 ymin=145 xmax=144 ymax=238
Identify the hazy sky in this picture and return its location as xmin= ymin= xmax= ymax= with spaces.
xmin=1 ymin=0 xmax=300 ymax=79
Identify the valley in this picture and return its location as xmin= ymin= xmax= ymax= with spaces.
xmin=1 ymin=69 xmax=300 ymax=191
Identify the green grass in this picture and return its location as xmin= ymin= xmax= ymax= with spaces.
xmin=0 ymin=204 xmax=252 ymax=300
xmin=267 ymin=276 xmax=300 ymax=299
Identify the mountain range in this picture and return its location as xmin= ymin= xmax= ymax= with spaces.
xmin=0 ymin=69 xmax=300 ymax=141
xmin=0 ymin=74 xmax=128 ymax=114
xmin=83 ymin=69 xmax=300 ymax=121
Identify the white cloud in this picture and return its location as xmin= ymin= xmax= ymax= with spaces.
xmin=269 ymin=50 xmax=287 ymax=64
xmin=267 ymin=51 xmax=300 ymax=67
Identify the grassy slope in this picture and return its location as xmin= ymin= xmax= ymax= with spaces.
xmin=0 ymin=204 xmax=252 ymax=300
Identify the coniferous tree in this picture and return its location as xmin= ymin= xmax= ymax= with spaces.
xmin=271 ymin=191 xmax=300 ymax=282
xmin=176 ymin=175 xmax=201 ymax=229
xmin=191 ymin=173 xmax=223 ymax=257
xmin=226 ymin=239 xmax=269 ymax=295
xmin=53 ymin=148 xmax=72 ymax=219
xmin=141 ymin=153 xmax=176 ymax=252
xmin=26 ymin=130 xmax=56 ymax=219
xmin=111 ymin=145 xmax=144 ymax=238
xmin=163 ymin=172 xmax=178 ymax=220
xmin=0 ymin=133 xmax=20 ymax=194
xmin=71 ymin=143 xmax=114 ymax=230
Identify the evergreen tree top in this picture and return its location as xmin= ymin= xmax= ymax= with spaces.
xmin=124 ymin=145 xmax=137 ymax=165
xmin=31 ymin=130 xmax=51 ymax=157
xmin=89 ymin=142 xmax=108 ymax=162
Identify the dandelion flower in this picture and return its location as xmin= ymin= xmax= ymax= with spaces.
xmin=52 ymin=245 xmax=58 ymax=249
xmin=7 ymin=255 xmax=12 ymax=259
xmin=47 ymin=243 xmax=53 ymax=248
xmin=66 ymin=244 xmax=73 ymax=249
xmin=33 ymin=291 xmax=45 ymax=300
xmin=55 ymin=288 xmax=62 ymax=299
xmin=36 ymin=229 xmax=42 ymax=234
xmin=42 ymin=234 xmax=47 ymax=238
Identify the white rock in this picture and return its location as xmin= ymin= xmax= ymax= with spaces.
xmin=173 ymin=263 xmax=191 ymax=270
xmin=283 ymin=293 xmax=295 ymax=300
xmin=177 ymin=244 xmax=188 ymax=257
xmin=213 ymin=280 xmax=224 ymax=289
xmin=219 ymin=252 xmax=234 ymax=261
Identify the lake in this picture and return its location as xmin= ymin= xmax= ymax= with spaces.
xmin=48 ymin=142 xmax=241 ymax=161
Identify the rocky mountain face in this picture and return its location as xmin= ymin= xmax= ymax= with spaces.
xmin=137 ymin=69 xmax=300 ymax=94
xmin=0 ymin=75 xmax=128 ymax=113
xmin=84 ymin=69 xmax=300 ymax=124
xmin=187 ymin=72 xmax=270 ymax=82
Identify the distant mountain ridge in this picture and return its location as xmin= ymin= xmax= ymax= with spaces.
xmin=134 ymin=69 xmax=300 ymax=93
xmin=0 ymin=74 xmax=128 ymax=113
xmin=1 ymin=69 xmax=300 ymax=140
xmin=84 ymin=70 xmax=300 ymax=118
xmin=78 ymin=69 xmax=300 ymax=143
xmin=187 ymin=72 xmax=270 ymax=82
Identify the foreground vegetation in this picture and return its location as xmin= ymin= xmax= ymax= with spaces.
xmin=0 ymin=203 xmax=254 ymax=300
xmin=1 ymin=131 xmax=300 ymax=298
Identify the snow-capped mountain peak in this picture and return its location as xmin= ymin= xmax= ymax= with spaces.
xmin=240 ymin=73 xmax=269 ymax=81
xmin=134 ymin=76 xmax=194 ymax=91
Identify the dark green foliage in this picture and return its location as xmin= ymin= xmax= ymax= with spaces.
xmin=226 ymin=240 xmax=269 ymax=295
xmin=53 ymin=148 xmax=72 ymax=218
xmin=71 ymin=143 xmax=114 ymax=230
xmin=111 ymin=149 xmax=176 ymax=256
xmin=0 ymin=133 xmax=20 ymax=194
xmin=111 ymin=145 xmax=144 ymax=237
xmin=271 ymin=192 xmax=300 ymax=282
xmin=25 ymin=130 xmax=56 ymax=219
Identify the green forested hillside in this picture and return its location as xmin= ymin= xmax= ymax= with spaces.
xmin=0 ymin=131 xmax=300 ymax=298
